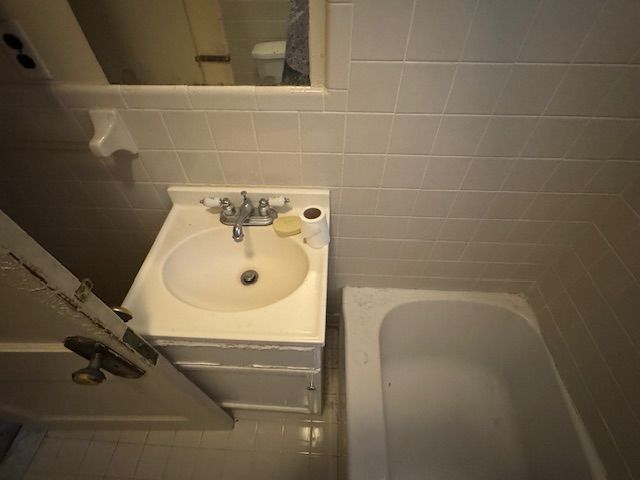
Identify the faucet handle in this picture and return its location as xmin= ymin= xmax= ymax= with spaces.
xmin=201 ymin=197 xmax=235 ymax=216
xmin=240 ymin=190 xmax=248 ymax=201
xmin=220 ymin=198 xmax=235 ymax=217
xmin=258 ymin=198 xmax=270 ymax=217
xmin=201 ymin=196 xmax=223 ymax=208
xmin=267 ymin=196 xmax=290 ymax=208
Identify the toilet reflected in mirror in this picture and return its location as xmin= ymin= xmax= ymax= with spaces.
xmin=251 ymin=41 xmax=286 ymax=85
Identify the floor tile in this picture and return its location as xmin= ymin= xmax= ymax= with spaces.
xmin=77 ymin=440 xmax=116 ymax=476
xmin=200 ymin=429 xmax=230 ymax=450
xmin=145 ymin=430 xmax=175 ymax=446
xmin=92 ymin=430 xmax=121 ymax=442
xmin=134 ymin=444 xmax=170 ymax=479
xmin=118 ymin=430 xmax=148 ymax=444
xmin=173 ymin=430 xmax=203 ymax=447
xmin=282 ymin=422 xmax=311 ymax=454
xmin=226 ymin=420 xmax=257 ymax=451
xmin=222 ymin=450 xmax=253 ymax=480
xmin=106 ymin=442 xmax=144 ymax=478
xmin=310 ymin=424 xmax=338 ymax=456
xmin=27 ymin=437 xmax=62 ymax=472
xmin=280 ymin=453 xmax=310 ymax=480
xmin=310 ymin=454 xmax=338 ymax=480
xmin=255 ymin=421 xmax=284 ymax=452
xmin=192 ymin=448 xmax=224 ymax=480
xmin=251 ymin=451 xmax=282 ymax=480
xmin=162 ymin=446 xmax=198 ymax=480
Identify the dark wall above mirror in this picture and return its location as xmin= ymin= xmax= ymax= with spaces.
xmin=68 ymin=0 xmax=310 ymax=86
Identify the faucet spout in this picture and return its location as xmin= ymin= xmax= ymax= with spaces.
xmin=232 ymin=195 xmax=253 ymax=242
xmin=232 ymin=225 xmax=244 ymax=242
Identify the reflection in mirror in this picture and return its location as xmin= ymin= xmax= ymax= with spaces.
xmin=67 ymin=0 xmax=310 ymax=86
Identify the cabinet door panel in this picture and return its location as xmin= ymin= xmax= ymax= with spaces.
xmin=179 ymin=365 xmax=321 ymax=412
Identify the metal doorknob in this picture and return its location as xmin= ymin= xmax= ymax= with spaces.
xmin=72 ymin=352 xmax=107 ymax=385
xmin=64 ymin=336 xmax=145 ymax=386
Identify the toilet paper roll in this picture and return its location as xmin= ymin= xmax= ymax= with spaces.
xmin=299 ymin=206 xmax=330 ymax=249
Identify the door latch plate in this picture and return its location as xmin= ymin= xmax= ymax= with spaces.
xmin=74 ymin=278 xmax=93 ymax=302
xmin=123 ymin=328 xmax=158 ymax=366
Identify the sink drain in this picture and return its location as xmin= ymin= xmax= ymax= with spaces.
xmin=240 ymin=270 xmax=259 ymax=286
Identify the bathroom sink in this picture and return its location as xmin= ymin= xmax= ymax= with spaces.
xmin=163 ymin=227 xmax=308 ymax=312
xmin=123 ymin=187 xmax=329 ymax=345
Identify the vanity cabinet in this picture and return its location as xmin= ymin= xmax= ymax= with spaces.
xmin=154 ymin=341 xmax=323 ymax=414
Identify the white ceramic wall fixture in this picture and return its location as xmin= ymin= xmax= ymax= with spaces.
xmin=123 ymin=186 xmax=330 ymax=345
xmin=88 ymin=108 xmax=138 ymax=157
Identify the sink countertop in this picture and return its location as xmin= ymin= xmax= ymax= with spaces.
xmin=123 ymin=187 xmax=329 ymax=346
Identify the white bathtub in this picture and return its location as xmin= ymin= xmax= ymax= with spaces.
xmin=342 ymin=287 xmax=604 ymax=480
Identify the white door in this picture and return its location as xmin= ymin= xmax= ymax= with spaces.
xmin=0 ymin=210 xmax=233 ymax=430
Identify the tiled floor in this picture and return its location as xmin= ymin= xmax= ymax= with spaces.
xmin=9 ymin=327 xmax=344 ymax=480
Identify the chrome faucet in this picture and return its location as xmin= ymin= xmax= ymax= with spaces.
xmin=201 ymin=190 xmax=289 ymax=242
xmin=232 ymin=191 xmax=253 ymax=242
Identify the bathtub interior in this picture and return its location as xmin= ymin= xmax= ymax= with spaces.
xmin=379 ymin=300 xmax=596 ymax=480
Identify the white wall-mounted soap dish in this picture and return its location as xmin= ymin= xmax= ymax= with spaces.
xmin=88 ymin=108 xmax=137 ymax=157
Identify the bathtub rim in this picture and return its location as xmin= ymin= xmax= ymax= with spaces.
xmin=342 ymin=287 xmax=605 ymax=480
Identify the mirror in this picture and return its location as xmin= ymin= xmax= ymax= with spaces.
xmin=68 ymin=0 xmax=310 ymax=86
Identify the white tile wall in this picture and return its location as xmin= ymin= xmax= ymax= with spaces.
xmin=545 ymin=66 xmax=623 ymax=116
xmin=445 ymin=64 xmax=511 ymax=114
xmin=517 ymin=0 xmax=604 ymax=63
xmin=300 ymin=113 xmax=345 ymax=153
xmin=460 ymin=0 xmax=539 ymax=62
xmin=162 ymin=111 xmax=216 ymax=150
xmin=528 ymin=188 xmax=640 ymax=480
xmin=253 ymin=112 xmax=300 ymax=152
xmin=347 ymin=62 xmax=402 ymax=112
xmin=396 ymin=63 xmax=455 ymax=113
xmin=344 ymin=114 xmax=392 ymax=153
xmin=405 ymin=0 xmax=476 ymax=61
xmin=494 ymin=65 xmax=566 ymax=115
xmin=598 ymin=68 xmax=640 ymax=118
xmin=388 ymin=115 xmax=439 ymax=154
xmin=574 ymin=0 xmax=640 ymax=64
xmin=351 ymin=0 xmax=414 ymax=60
xmin=430 ymin=116 xmax=489 ymax=155
xmin=1 ymin=5 xmax=640 ymax=476
xmin=206 ymin=112 xmax=257 ymax=151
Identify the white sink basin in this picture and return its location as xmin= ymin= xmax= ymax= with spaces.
xmin=163 ymin=227 xmax=308 ymax=312
xmin=123 ymin=187 xmax=329 ymax=345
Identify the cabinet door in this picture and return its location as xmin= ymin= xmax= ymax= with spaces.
xmin=178 ymin=365 xmax=321 ymax=413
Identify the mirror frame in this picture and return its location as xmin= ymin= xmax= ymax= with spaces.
xmin=308 ymin=0 xmax=325 ymax=87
